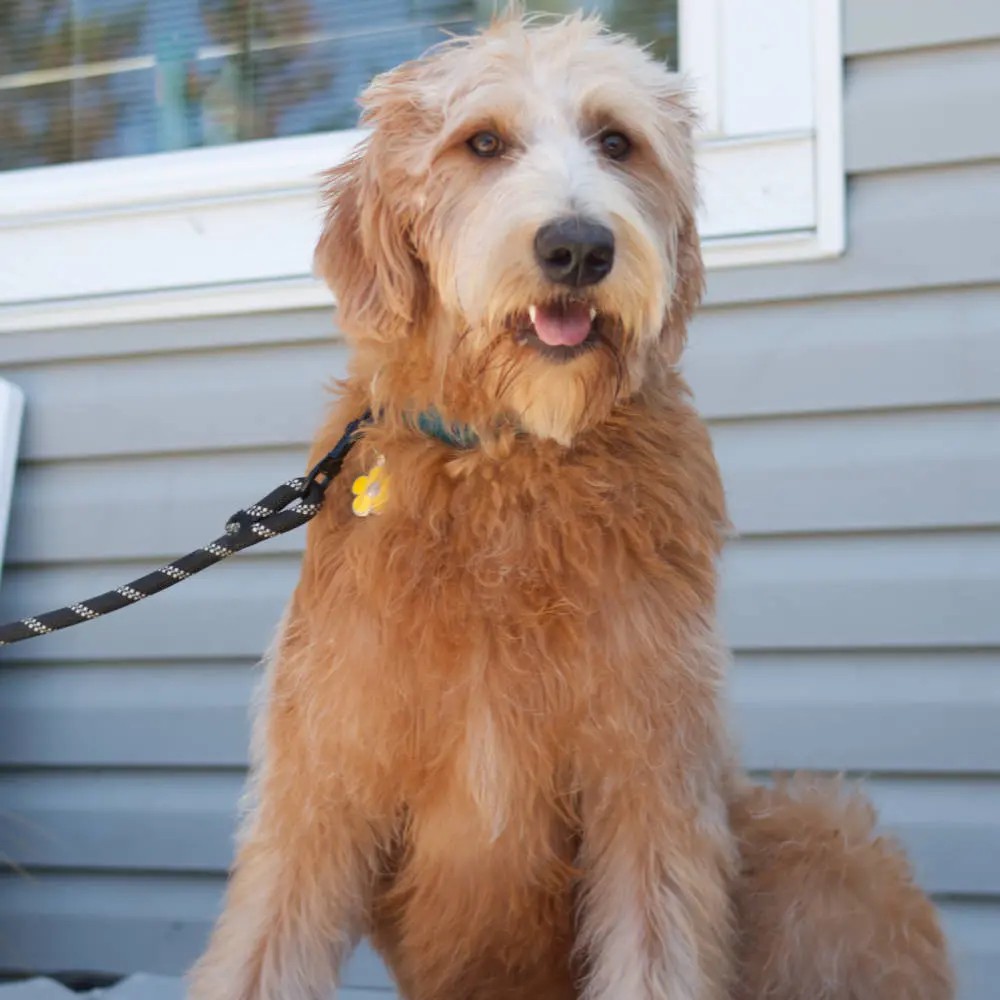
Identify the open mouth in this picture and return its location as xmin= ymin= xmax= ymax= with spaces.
xmin=511 ymin=300 xmax=602 ymax=362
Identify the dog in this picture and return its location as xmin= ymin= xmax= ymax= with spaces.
xmin=188 ymin=10 xmax=954 ymax=1000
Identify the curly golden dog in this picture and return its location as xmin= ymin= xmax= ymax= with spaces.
xmin=189 ymin=11 xmax=953 ymax=1000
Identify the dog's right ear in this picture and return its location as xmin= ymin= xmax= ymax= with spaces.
xmin=314 ymin=140 xmax=426 ymax=339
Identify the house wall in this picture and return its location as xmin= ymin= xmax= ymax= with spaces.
xmin=0 ymin=1 xmax=998 ymax=996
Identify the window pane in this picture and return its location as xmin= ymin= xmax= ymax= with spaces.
xmin=0 ymin=1 xmax=677 ymax=172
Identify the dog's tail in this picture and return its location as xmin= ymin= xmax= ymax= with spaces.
xmin=728 ymin=775 xmax=955 ymax=1000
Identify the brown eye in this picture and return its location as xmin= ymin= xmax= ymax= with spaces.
xmin=467 ymin=131 xmax=504 ymax=157
xmin=599 ymin=130 xmax=632 ymax=161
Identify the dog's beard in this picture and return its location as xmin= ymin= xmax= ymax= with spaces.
xmin=449 ymin=314 xmax=632 ymax=445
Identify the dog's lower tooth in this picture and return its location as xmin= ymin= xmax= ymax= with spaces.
xmin=589 ymin=308 xmax=597 ymax=320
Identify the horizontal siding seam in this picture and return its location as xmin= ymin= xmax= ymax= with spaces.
xmin=845 ymin=34 xmax=1000 ymax=60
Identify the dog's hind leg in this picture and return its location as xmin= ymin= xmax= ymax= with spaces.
xmin=728 ymin=776 xmax=954 ymax=1000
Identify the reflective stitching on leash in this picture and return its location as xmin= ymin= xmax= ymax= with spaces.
xmin=0 ymin=411 xmax=373 ymax=647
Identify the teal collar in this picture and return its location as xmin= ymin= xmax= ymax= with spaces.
xmin=405 ymin=408 xmax=480 ymax=450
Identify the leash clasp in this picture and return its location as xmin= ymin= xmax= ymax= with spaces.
xmin=224 ymin=409 xmax=373 ymax=543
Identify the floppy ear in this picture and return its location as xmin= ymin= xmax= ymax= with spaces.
xmin=660 ymin=208 xmax=705 ymax=363
xmin=646 ymin=76 xmax=706 ymax=363
xmin=314 ymin=138 xmax=427 ymax=339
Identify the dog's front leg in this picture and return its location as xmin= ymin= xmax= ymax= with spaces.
xmin=576 ymin=737 xmax=735 ymax=1000
xmin=188 ymin=615 xmax=387 ymax=1000
xmin=187 ymin=791 xmax=379 ymax=1000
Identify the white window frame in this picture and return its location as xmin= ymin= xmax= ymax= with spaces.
xmin=0 ymin=0 xmax=843 ymax=333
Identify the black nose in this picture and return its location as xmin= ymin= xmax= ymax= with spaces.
xmin=533 ymin=216 xmax=615 ymax=287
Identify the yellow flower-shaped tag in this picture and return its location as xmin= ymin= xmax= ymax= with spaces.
xmin=351 ymin=457 xmax=389 ymax=517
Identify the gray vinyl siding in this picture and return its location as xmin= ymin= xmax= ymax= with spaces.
xmin=1 ymin=1 xmax=998 ymax=997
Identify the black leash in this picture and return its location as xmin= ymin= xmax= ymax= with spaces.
xmin=0 ymin=411 xmax=371 ymax=647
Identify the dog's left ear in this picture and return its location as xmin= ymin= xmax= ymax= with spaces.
xmin=653 ymin=81 xmax=705 ymax=364
xmin=660 ymin=208 xmax=705 ymax=363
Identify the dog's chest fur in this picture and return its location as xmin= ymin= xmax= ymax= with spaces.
xmin=297 ymin=389 xmax=725 ymax=821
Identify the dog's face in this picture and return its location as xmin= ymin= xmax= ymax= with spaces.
xmin=317 ymin=13 xmax=703 ymax=444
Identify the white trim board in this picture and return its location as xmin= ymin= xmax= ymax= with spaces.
xmin=0 ymin=378 xmax=24 ymax=585
xmin=0 ymin=0 xmax=843 ymax=332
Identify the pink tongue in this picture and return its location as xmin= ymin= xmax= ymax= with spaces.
xmin=532 ymin=302 xmax=592 ymax=347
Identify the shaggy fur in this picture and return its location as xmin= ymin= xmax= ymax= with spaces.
xmin=188 ymin=10 xmax=953 ymax=1000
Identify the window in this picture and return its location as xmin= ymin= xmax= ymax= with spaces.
xmin=1 ymin=1 xmax=676 ymax=170
xmin=0 ymin=0 xmax=842 ymax=332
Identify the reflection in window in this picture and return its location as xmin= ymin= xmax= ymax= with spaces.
xmin=0 ymin=1 xmax=678 ymax=172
